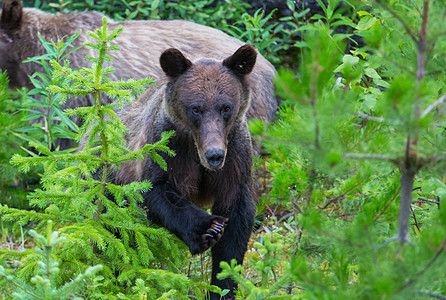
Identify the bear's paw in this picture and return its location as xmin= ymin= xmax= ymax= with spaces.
xmin=187 ymin=216 xmax=228 ymax=255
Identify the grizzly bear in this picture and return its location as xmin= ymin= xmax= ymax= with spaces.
xmin=112 ymin=44 xmax=257 ymax=299
xmin=2 ymin=1 xmax=270 ymax=298
xmin=0 ymin=0 xmax=277 ymax=125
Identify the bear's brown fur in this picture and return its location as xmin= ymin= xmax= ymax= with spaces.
xmin=0 ymin=0 xmax=278 ymax=123
xmin=118 ymin=44 xmax=257 ymax=300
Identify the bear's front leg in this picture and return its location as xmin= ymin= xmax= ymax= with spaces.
xmin=142 ymin=184 xmax=227 ymax=255
xmin=208 ymin=186 xmax=256 ymax=300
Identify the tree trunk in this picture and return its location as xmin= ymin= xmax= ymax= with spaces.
xmin=397 ymin=168 xmax=415 ymax=244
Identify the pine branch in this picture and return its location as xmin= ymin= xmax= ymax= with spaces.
xmin=354 ymin=112 xmax=400 ymax=125
xmin=343 ymin=152 xmax=396 ymax=162
xmin=415 ymin=291 xmax=446 ymax=299
xmin=421 ymin=95 xmax=446 ymax=118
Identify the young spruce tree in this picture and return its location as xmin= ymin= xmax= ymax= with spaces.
xmin=1 ymin=17 xmax=218 ymax=298
xmin=0 ymin=220 xmax=103 ymax=299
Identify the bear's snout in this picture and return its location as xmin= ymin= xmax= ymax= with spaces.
xmin=205 ymin=148 xmax=225 ymax=168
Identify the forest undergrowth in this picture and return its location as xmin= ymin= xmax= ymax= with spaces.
xmin=1 ymin=0 xmax=445 ymax=299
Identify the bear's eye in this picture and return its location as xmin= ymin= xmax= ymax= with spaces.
xmin=192 ymin=107 xmax=200 ymax=114
xmin=221 ymin=106 xmax=231 ymax=114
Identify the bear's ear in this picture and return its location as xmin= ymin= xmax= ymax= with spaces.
xmin=1 ymin=0 xmax=23 ymax=32
xmin=223 ymin=44 xmax=257 ymax=77
xmin=160 ymin=48 xmax=192 ymax=78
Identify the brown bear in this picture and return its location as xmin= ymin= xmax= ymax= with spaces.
xmin=2 ymin=1 xmax=271 ymax=298
xmin=0 ymin=0 xmax=277 ymax=125
xmin=113 ymin=45 xmax=258 ymax=299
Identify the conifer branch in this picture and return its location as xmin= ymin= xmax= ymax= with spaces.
xmin=421 ymin=95 xmax=446 ymax=118
xmin=343 ymin=153 xmax=395 ymax=162
xmin=354 ymin=112 xmax=400 ymax=125
xmin=415 ymin=291 xmax=446 ymax=299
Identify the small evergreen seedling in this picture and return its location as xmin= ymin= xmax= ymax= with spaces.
xmin=0 ymin=221 xmax=103 ymax=299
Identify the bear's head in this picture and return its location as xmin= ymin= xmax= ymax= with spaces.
xmin=0 ymin=0 xmax=28 ymax=88
xmin=160 ymin=44 xmax=257 ymax=171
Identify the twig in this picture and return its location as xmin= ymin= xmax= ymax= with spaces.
xmin=426 ymin=69 xmax=446 ymax=77
xmin=421 ymin=95 xmax=446 ymax=118
xmin=271 ymin=266 xmax=278 ymax=282
xmin=318 ymin=180 xmax=363 ymax=210
xmin=283 ymin=284 xmax=305 ymax=291
xmin=416 ymin=290 xmax=446 ymax=299
xmin=201 ymin=253 xmax=205 ymax=280
xmin=354 ymin=112 xmax=385 ymax=123
xmin=409 ymin=205 xmax=421 ymax=235
xmin=277 ymin=212 xmax=296 ymax=223
xmin=19 ymin=225 xmax=25 ymax=252
xmin=413 ymin=198 xmax=440 ymax=205
xmin=318 ymin=197 xmax=341 ymax=210
xmin=432 ymin=122 xmax=446 ymax=127
xmin=265 ymin=204 xmax=276 ymax=217
xmin=343 ymin=153 xmax=395 ymax=162
xmin=6 ymin=280 xmax=41 ymax=299
xmin=354 ymin=112 xmax=403 ymax=126
xmin=374 ymin=236 xmax=399 ymax=249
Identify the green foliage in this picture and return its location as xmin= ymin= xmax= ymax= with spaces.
xmin=0 ymin=71 xmax=39 ymax=212
xmin=219 ymin=233 xmax=291 ymax=299
xmin=226 ymin=8 xmax=285 ymax=64
xmin=22 ymin=0 xmax=284 ymax=64
xmin=249 ymin=0 xmax=446 ymax=298
xmin=20 ymin=31 xmax=80 ymax=150
xmin=0 ymin=72 xmax=21 ymax=187
xmin=115 ymin=272 xmax=220 ymax=300
xmin=23 ymin=0 xmax=250 ymax=30
xmin=0 ymin=18 xmax=213 ymax=298
xmin=4 ymin=1 xmax=445 ymax=299
xmin=0 ymin=221 xmax=103 ymax=299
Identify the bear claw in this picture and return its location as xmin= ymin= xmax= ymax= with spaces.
xmin=201 ymin=217 xmax=228 ymax=251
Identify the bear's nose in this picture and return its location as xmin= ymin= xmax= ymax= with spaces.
xmin=205 ymin=148 xmax=225 ymax=168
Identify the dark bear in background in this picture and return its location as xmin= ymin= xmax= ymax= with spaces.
xmin=114 ymin=45 xmax=257 ymax=299
xmin=0 ymin=0 xmax=277 ymax=126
